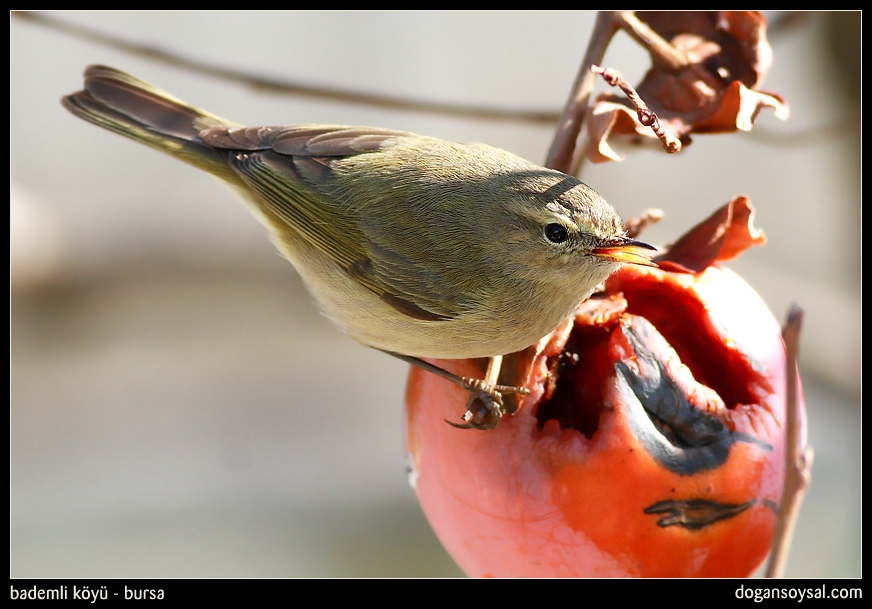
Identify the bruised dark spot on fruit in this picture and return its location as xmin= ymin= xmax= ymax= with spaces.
xmin=643 ymin=499 xmax=755 ymax=530
xmin=608 ymin=275 xmax=767 ymax=409
xmin=622 ymin=319 xmax=730 ymax=446
xmin=616 ymin=317 xmax=772 ymax=474
xmin=762 ymin=498 xmax=780 ymax=514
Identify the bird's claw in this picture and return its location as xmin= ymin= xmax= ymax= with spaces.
xmin=444 ymin=377 xmax=529 ymax=430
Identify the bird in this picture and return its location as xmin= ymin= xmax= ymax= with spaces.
xmin=62 ymin=65 xmax=656 ymax=428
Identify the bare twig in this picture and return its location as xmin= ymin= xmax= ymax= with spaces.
xmin=612 ymin=10 xmax=690 ymax=72
xmin=591 ymin=65 xmax=682 ymax=154
xmin=544 ymin=11 xmax=618 ymax=173
xmin=12 ymin=11 xmax=560 ymax=125
xmin=589 ymin=64 xmax=682 ymax=153
xmin=765 ymin=305 xmax=813 ymax=578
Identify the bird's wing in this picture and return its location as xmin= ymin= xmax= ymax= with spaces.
xmin=200 ymin=125 xmax=464 ymax=321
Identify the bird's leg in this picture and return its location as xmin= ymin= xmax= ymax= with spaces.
xmin=381 ymin=351 xmax=529 ymax=430
xmin=457 ymin=355 xmax=518 ymax=430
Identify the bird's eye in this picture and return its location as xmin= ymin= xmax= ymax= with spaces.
xmin=544 ymin=223 xmax=569 ymax=244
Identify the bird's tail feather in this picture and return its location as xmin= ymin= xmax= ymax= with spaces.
xmin=62 ymin=65 xmax=238 ymax=181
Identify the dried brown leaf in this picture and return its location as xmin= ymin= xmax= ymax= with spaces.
xmin=656 ymin=196 xmax=767 ymax=273
xmin=586 ymin=11 xmax=789 ymax=162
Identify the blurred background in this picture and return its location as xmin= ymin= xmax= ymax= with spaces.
xmin=10 ymin=11 xmax=860 ymax=577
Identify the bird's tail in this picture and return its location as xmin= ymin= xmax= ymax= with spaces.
xmin=62 ymin=65 xmax=239 ymax=182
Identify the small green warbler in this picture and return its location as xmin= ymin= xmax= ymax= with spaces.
xmin=63 ymin=65 xmax=656 ymax=427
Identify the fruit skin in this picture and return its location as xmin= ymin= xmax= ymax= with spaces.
xmin=404 ymin=262 xmax=805 ymax=578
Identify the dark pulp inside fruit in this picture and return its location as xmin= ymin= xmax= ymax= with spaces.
xmin=536 ymin=278 xmax=767 ymax=437
xmin=536 ymin=320 xmax=615 ymax=438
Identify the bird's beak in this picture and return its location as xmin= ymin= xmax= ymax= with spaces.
xmin=593 ymin=237 xmax=658 ymax=267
